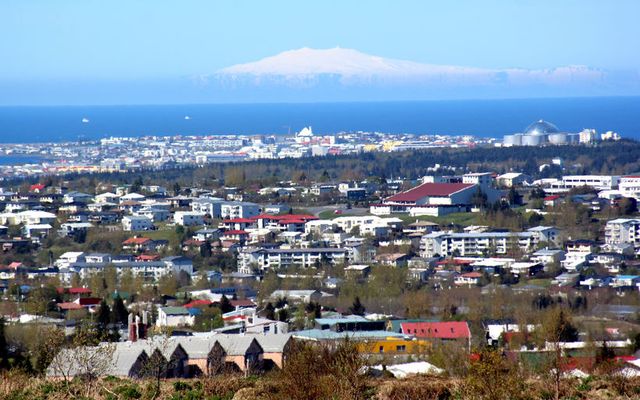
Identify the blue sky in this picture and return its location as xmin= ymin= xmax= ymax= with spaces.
xmin=2 ymin=0 xmax=639 ymax=80
xmin=1 ymin=1 xmax=639 ymax=105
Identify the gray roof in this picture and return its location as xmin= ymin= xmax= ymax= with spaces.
xmin=250 ymin=334 xmax=292 ymax=353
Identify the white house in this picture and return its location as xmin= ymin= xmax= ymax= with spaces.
xmin=220 ymin=202 xmax=260 ymax=219
xmin=122 ymin=216 xmax=155 ymax=231
xmin=174 ymin=211 xmax=205 ymax=226
xmin=156 ymin=306 xmax=194 ymax=327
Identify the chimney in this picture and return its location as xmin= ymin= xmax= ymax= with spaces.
xmin=128 ymin=313 xmax=137 ymax=342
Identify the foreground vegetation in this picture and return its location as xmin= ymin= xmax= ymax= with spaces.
xmin=2 ymin=341 xmax=640 ymax=400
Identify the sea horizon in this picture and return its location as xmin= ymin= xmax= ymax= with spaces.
xmin=0 ymin=96 xmax=638 ymax=144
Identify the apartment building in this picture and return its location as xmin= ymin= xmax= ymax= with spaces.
xmin=174 ymin=211 xmax=206 ymax=226
xmin=238 ymin=247 xmax=348 ymax=274
xmin=420 ymin=226 xmax=559 ymax=258
xmin=220 ymin=202 xmax=260 ymax=219
xmin=605 ymin=218 xmax=640 ymax=248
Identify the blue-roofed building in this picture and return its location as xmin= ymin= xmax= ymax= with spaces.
xmin=611 ymin=275 xmax=640 ymax=289
xmin=314 ymin=316 xmax=385 ymax=332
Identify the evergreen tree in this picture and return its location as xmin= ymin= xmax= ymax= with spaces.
xmin=277 ymin=308 xmax=289 ymax=323
xmin=349 ymin=296 xmax=366 ymax=316
xmin=111 ymin=295 xmax=129 ymax=325
xmin=0 ymin=317 xmax=7 ymax=369
xmin=264 ymin=302 xmax=276 ymax=320
xmin=219 ymin=295 xmax=234 ymax=314
xmin=96 ymin=300 xmax=111 ymax=336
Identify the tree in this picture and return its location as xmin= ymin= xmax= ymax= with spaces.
xmin=264 ymin=302 xmax=276 ymax=321
xmin=219 ymin=295 xmax=234 ymax=314
xmin=96 ymin=300 xmax=111 ymax=337
xmin=506 ymin=187 xmax=522 ymax=206
xmin=349 ymin=297 xmax=366 ymax=316
xmin=111 ymin=295 xmax=128 ymax=326
xmin=0 ymin=318 xmax=7 ymax=369
xmin=277 ymin=308 xmax=289 ymax=323
xmin=463 ymin=348 xmax=526 ymax=400
xmin=471 ymin=187 xmax=488 ymax=209
xmin=619 ymin=197 xmax=638 ymax=215
xmin=537 ymin=308 xmax=579 ymax=400
xmin=158 ymin=272 xmax=179 ymax=296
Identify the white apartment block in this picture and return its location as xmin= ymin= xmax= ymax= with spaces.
xmin=191 ymin=198 xmax=223 ymax=217
xmin=559 ymin=175 xmax=620 ymax=191
xmin=619 ymin=176 xmax=640 ymax=200
xmin=332 ymin=215 xmax=402 ymax=238
xmin=420 ymin=226 xmax=559 ymax=258
xmin=122 ymin=215 xmax=155 ymax=231
xmin=220 ymin=202 xmax=260 ymax=219
xmin=174 ymin=211 xmax=205 ymax=226
xmin=605 ymin=218 xmax=640 ymax=248
xmin=66 ymin=256 xmax=193 ymax=282
xmin=462 ymin=172 xmax=494 ymax=188
xmin=238 ymin=247 xmax=348 ymax=274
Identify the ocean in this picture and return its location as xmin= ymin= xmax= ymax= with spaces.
xmin=0 ymin=97 xmax=638 ymax=143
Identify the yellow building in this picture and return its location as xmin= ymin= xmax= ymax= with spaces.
xmin=356 ymin=337 xmax=431 ymax=355
xmin=381 ymin=141 xmax=402 ymax=152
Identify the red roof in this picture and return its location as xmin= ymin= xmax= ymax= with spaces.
xmin=123 ymin=237 xmax=151 ymax=245
xmin=30 ymin=184 xmax=46 ymax=191
xmin=252 ymin=214 xmax=280 ymax=220
xmin=401 ymin=321 xmax=471 ymax=339
xmin=231 ymin=299 xmax=256 ymax=308
xmin=544 ymin=195 xmax=561 ymax=201
xmin=280 ymin=214 xmax=318 ymax=221
xmin=58 ymin=302 xmax=83 ymax=310
xmin=136 ymin=254 xmax=160 ymax=261
xmin=68 ymin=287 xmax=92 ymax=295
xmin=76 ymin=297 xmax=101 ymax=306
xmin=184 ymin=299 xmax=213 ymax=308
xmin=386 ymin=183 xmax=474 ymax=203
xmin=461 ymin=272 xmax=483 ymax=278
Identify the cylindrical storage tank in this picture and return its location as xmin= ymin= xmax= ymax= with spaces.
xmin=511 ymin=134 xmax=522 ymax=146
xmin=548 ymin=132 xmax=568 ymax=145
xmin=521 ymin=134 xmax=542 ymax=146
xmin=503 ymin=135 xmax=516 ymax=146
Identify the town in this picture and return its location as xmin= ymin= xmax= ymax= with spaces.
xmin=1 ymin=135 xmax=640 ymax=400
xmin=0 ymin=119 xmax=619 ymax=179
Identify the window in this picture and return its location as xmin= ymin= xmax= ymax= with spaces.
xmin=379 ymin=346 xmax=384 ymax=353
xmin=396 ymin=345 xmax=406 ymax=352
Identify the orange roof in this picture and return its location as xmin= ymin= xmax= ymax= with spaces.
xmin=123 ymin=237 xmax=152 ymax=245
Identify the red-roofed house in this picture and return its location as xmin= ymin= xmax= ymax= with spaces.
xmin=454 ymin=272 xmax=483 ymax=286
xmin=184 ymin=299 xmax=213 ymax=308
xmin=386 ymin=183 xmax=476 ymax=205
xmin=401 ymin=321 xmax=471 ymax=351
xmin=30 ymin=184 xmax=46 ymax=193
xmin=222 ymin=230 xmax=249 ymax=243
xmin=544 ymin=195 xmax=562 ymax=207
xmin=122 ymin=237 xmax=167 ymax=252
xmin=370 ymin=182 xmax=479 ymax=216
xmin=253 ymin=214 xmax=318 ymax=231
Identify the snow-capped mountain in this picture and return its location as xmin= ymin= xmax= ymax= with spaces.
xmin=211 ymin=47 xmax=606 ymax=87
